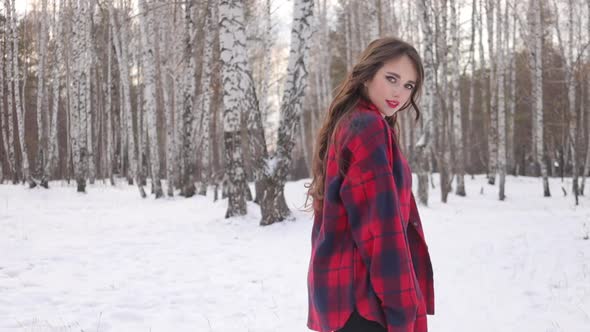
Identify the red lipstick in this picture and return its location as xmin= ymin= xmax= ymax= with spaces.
xmin=386 ymin=100 xmax=399 ymax=109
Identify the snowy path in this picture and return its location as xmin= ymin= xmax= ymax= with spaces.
xmin=0 ymin=175 xmax=589 ymax=331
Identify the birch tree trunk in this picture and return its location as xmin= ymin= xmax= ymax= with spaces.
xmin=240 ymin=16 xmax=266 ymax=206
xmin=0 ymin=8 xmax=6 ymax=183
xmin=581 ymin=0 xmax=590 ymax=195
xmin=159 ymin=0 xmax=178 ymax=197
xmin=366 ymin=0 xmax=379 ymax=41
xmin=139 ymin=0 xmax=163 ymax=198
xmin=8 ymin=0 xmax=35 ymax=187
xmin=180 ymin=0 xmax=196 ymax=197
xmin=553 ymin=0 xmax=580 ymax=203
xmin=64 ymin=6 xmax=73 ymax=183
xmin=417 ymin=0 xmax=435 ymax=206
xmin=42 ymin=0 xmax=64 ymax=188
xmin=450 ymin=0 xmax=465 ymax=196
xmin=198 ymin=1 xmax=217 ymax=196
xmin=219 ymin=0 xmax=249 ymax=217
xmin=476 ymin=0 xmax=487 ymax=178
xmin=6 ymin=0 xmax=17 ymax=183
xmin=466 ymin=0 xmax=477 ymax=175
xmin=173 ymin=28 xmax=184 ymax=190
xmin=318 ymin=0 xmax=332 ymax=124
xmin=111 ymin=2 xmax=139 ymax=188
xmin=69 ymin=0 xmax=89 ymax=192
xmin=531 ymin=0 xmax=550 ymax=196
xmin=136 ymin=33 xmax=146 ymax=190
xmin=344 ymin=1 xmax=352 ymax=72
xmin=507 ymin=2 xmax=516 ymax=175
xmin=105 ymin=3 xmax=114 ymax=185
xmin=497 ymin=0 xmax=506 ymax=200
xmin=582 ymin=66 xmax=590 ymax=194
xmin=436 ymin=0 xmax=451 ymax=203
xmin=485 ymin=0 xmax=497 ymax=185
xmin=86 ymin=2 xmax=95 ymax=186
xmin=35 ymin=0 xmax=49 ymax=184
xmin=259 ymin=0 xmax=314 ymax=226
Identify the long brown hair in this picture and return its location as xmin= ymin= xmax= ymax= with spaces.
xmin=304 ymin=37 xmax=424 ymax=213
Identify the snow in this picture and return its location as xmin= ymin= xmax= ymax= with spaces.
xmin=0 ymin=174 xmax=589 ymax=331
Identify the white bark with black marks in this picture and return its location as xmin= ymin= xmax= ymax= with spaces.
xmin=485 ymin=0 xmax=497 ymax=185
xmin=583 ymin=0 xmax=590 ymax=195
xmin=417 ymin=0 xmax=435 ymax=206
xmin=530 ymin=0 xmax=550 ymax=196
xmin=497 ymin=0 xmax=506 ymax=200
xmin=180 ymin=0 xmax=196 ymax=197
xmin=219 ymin=0 xmax=249 ymax=217
xmin=0 ymin=5 xmax=6 ymax=182
xmin=42 ymin=0 xmax=64 ymax=188
xmin=35 ymin=0 xmax=49 ymax=184
xmin=553 ymin=0 xmax=584 ymax=204
xmin=139 ymin=0 xmax=163 ymax=198
xmin=199 ymin=1 xmax=217 ymax=196
xmin=259 ymin=0 xmax=314 ymax=225
xmin=366 ymin=0 xmax=379 ymax=41
xmin=111 ymin=2 xmax=138 ymax=187
xmin=450 ymin=0 xmax=465 ymax=197
xmin=8 ymin=0 xmax=34 ymax=187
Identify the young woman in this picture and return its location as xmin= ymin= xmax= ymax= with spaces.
xmin=306 ymin=37 xmax=435 ymax=332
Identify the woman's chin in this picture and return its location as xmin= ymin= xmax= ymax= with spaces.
xmin=379 ymin=108 xmax=396 ymax=118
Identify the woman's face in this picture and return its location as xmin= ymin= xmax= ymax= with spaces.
xmin=364 ymin=54 xmax=417 ymax=118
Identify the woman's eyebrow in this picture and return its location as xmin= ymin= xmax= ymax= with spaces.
xmin=386 ymin=71 xmax=416 ymax=84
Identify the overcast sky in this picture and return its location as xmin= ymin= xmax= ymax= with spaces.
xmin=14 ymin=0 xmax=29 ymax=13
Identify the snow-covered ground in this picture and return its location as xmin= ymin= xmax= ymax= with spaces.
xmin=1 ymin=174 xmax=589 ymax=332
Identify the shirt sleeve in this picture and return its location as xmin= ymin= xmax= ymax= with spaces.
xmin=338 ymin=112 xmax=419 ymax=332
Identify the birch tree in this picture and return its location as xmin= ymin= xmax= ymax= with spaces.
xmin=450 ymin=0 xmax=465 ymax=196
xmin=530 ymin=0 xmax=550 ymax=196
xmin=42 ymin=0 xmax=63 ymax=188
xmin=583 ymin=0 xmax=590 ymax=194
xmin=552 ymin=0 xmax=587 ymax=204
xmin=485 ymin=0 xmax=498 ymax=185
xmin=507 ymin=0 xmax=517 ymax=175
xmin=343 ymin=0 xmax=353 ymax=72
xmin=417 ymin=0 xmax=435 ymax=205
xmin=366 ymin=0 xmax=379 ymax=41
xmin=110 ymin=1 xmax=139 ymax=188
xmin=139 ymin=0 xmax=163 ymax=197
xmin=302 ymin=0 xmax=330 ymax=176
xmin=179 ymin=0 xmax=197 ymax=197
xmin=35 ymin=0 xmax=49 ymax=184
xmin=583 ymin=70 xmax=590 ymax=194
xmin=86 ymin=11 xmax=96 ymax=186
xmin=0 ymin=5 xmax=6 ymax=183
xmin=497 ymin=0 xmax=506 ymax=200
xmin=219 ymin=0 xmax=249 ymax=217
xmin=69 ymin=0 xmax=91 ymax=192
xmin=435 ymin=0 xmax=452 ymax=202
xmin=198 ymin=1 xmax=217 ymax=196
xmin=259 ymin=0 xmax=314 ymax=225
xmin=466 ymin=0 xmax=477 ymax=175
xmin=158 ymin=0 xmax=179 ymax=197
xmin=476 ymin=0 xmax=487 ymax=176
xmin=104 ymin=1 xmax=114 ymax=185
xmin=6 ymin=0 xmax=34 ymax=187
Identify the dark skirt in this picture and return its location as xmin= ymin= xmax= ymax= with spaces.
xmin=336 ymin=310 xmax=387 ymax=332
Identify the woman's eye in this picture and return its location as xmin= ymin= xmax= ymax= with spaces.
xmin=405 ymin=84 xmax=415 ymax=90
xmin=386 ymin=76 xmax=396 ymax=83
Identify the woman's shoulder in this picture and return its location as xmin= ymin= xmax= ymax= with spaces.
xmin=341 ymin=103 xmax=387 ymax=136
xmin=335 ymin=104 xmax=391 ymax=155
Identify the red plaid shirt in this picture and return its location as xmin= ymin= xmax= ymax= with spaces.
xmin=307 ymin=100 xmax=435 ymax=332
